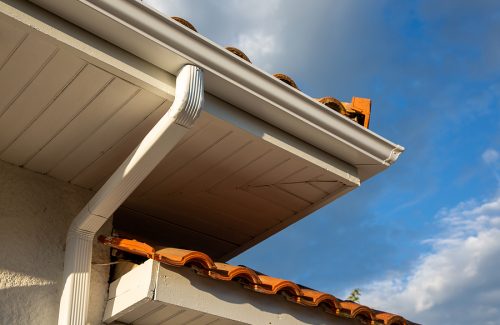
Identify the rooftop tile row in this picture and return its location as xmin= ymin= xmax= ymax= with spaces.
xmin=170 ymin=16 xmax=371 ymax=128
xmin=99 ymin=236 xmax=408 ymax=325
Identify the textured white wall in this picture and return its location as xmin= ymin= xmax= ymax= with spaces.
xmin=0 ymin=161 xmax=111 ymax=325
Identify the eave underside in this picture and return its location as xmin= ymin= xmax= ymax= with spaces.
xmin=0 ymin=2 xmax=359 ymax=259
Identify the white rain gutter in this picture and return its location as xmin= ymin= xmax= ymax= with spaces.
xmin=30 ymin=0 xmax=404 ymax=177
xmin=58 ymin=64 xmax=204 ymax=325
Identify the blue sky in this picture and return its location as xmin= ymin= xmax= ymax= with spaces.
xmin=145 ymin=1 xmax=499 ymax=324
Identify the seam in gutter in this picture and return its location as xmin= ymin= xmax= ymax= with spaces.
xmin=57 ymin=65 xmax=204 ymax=325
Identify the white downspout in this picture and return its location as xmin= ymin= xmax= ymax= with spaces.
xmin=58 ymin=64 xmax=204 ymax=325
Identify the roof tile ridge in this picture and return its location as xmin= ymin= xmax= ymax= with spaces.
xmin=98 ymin=235 xmax=155 ymax=259
xmin=155 ymin=247 xmax=216 ymax=269
xmin=98 ymin=236 xmax=408 ymax=324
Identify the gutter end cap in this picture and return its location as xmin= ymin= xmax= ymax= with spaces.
xmin=384 ymin=145 xmax=405 ymax=165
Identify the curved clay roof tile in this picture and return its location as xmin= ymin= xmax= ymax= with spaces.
xmin=339 ymin=301 xmax=375 ymax=321
xmin=98 ymin=235 xmax=155 ymax=259
xmin=171 ymin=16 xmax=197 ymax=32
xmin=375 ymin=312 xmax=407 ymax=325
xmin=254 ymin=275 xmax=303 ymax=296
xmin=297 ymin=288 xmax=340 ymax=309
xmin=210 ymin=262 xmax=262 ymax=284
xmin=318 ymin=96 xmax=348 ymax=115
xmin=273 ymin=73 xmax=299 ymax=89
xmin=225 ymin=47 xmax=251 ymax=63
xmin=155 ymin=247 xmax=215 ymax=269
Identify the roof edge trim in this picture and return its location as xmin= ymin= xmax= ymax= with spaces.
xmin=29 ymin=0 xmax=404 ymax=170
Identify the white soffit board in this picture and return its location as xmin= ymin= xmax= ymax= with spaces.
xmin=0 ymin=0 xmax=175 ymax=181
xmin=28 ymin=0 xmax=404 ymax=182
xmin=0 ymin=0 xmax=360 ymax=259
xmin=104 ymin=260 xmax=357 ymax=325
xmin=113 ymin=94 xmax=360 ymax=260
xmin=116 ymin=106 xmax=357 ymax=259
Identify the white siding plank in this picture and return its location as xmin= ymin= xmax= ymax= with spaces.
xmin=25 ymin=78 xmax=139 ymax=173
xmin=185 ymin=314 xmax=220 ymax=325
xmin=49 ymin=90 xmax=164 ymax=181
xmin=167 ymin=309 xmax=207 ymax=325
xmin=208 ymin=188 xmax=292 ymax=221
xmin=244 ymin=185 xmax=312 ymax=213
xmin=1 ymin=64 xmax=112 ymax=165
xmin=132 ymin=121 xmax=233 ymax=198
xmin=247 ymin=158 xmax=308 ymax=187
xmin=0 ymin=33 xmax=56 ymax=116
xmin=0 ymin=50 xmax=85 ymax=152
xmin=118 ymin=301 xmax=165 ymax=324
xmin=164 ymin=140 xmax=270 ymax=197
xmin=125 ymin=197 xmax=255 ymax=245
xmin=71 ymin=101 xmax=171 ymax=189
xmin=277 ymin=183 xmax=327 ymax=203
xmin=309 ymin=179 xmax=345 ymax=194
xmin=280 ymin=166 xmax=325 ymax=186
xmin=210 ymin=149 xmax=291 ymax=192
xmin=148 ymin=131 xmax=253 ymax=196
xmin=0 ymin=18 xmax=28 ymax=69
xmin=186 ymin=191 xmax=281 ymax=229
xmin=132 ymin=304 xmax=182 ymax=324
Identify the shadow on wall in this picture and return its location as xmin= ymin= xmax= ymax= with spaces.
xmin=0 ymin=283 xmax=59 ymax=324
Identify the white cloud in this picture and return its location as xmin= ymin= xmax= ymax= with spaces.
xmin=361 ymin=195 xmax=500 ymax=325
xmin=483 ymin=149 xmax=499 ymax=165
xmin=237 ymin=31 xmax=278 ymax=68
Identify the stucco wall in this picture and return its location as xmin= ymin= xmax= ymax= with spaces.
xmin=0 ymin=161 xmax=111 ymax=325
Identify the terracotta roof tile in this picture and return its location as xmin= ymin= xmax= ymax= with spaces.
xmin=196 ymin=262 xmax=263 ymax=285
xmin=273 ymin=73 xmax=299 ymax=89
xmin=99 ymin=236 xmax=410 ymax=324
xmin=170 ymin=16 xmax=197 ymax=32
xmin=339 ymin=301 xmax=375 ymax=320
xmin=168 ymin=16 xmax=372 ymax=128
xmin=99 ymin=236 xmax=155 ymax=259
xmin=252 ymin=275 xmax=303 ymax=296
xmin=318 ymin=96 xmax=347 ymax=115
xmin=156 ymin=247 xmax=215 ymax=269
xmin=374 ymin=312 xmax=407 ymax=325
xmin=292 ymin=288 xmax=340 ymax=309
xmin=225 ymin=47 xmax=251 ymax=63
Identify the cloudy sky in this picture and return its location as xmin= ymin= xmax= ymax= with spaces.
xmin=144 ymin=1 xmax=499 ymax=324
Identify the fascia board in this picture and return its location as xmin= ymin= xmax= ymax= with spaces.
xmin=29 ymin=0 xmax=404 ymax=180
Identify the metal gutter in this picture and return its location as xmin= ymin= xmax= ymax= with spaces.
xmin=29 ymin=0 xmax=404 ymax=180
xmin=58 ymin=65 xmax=204 ymax=325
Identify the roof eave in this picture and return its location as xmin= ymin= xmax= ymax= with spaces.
xmin=30 ymin=0 xmax=404 ymax=181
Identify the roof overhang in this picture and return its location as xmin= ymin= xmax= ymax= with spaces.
xmin=29 ymin=0 xmax=404 ymax=180
xmin=0 ymin=0 xmax=404 ymax=259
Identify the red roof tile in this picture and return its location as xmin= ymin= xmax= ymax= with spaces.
xmin=273 ymin=73 xmax=299 ymax=89
xmin=99 ymin=235 xmax=409 ymax=325
xmin=171 ymin=16 xmax=197 ymax=32
xmin=209 ymin=262 xmax=262 ymax=284
xmin=226 ymin=46 xmax=251 ymax=63
xmin=156 ymin=247 xmax=215 ymax=269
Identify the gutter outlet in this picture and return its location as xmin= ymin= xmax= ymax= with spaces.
xmin=58 ymin=64 xmax=204 ymax=325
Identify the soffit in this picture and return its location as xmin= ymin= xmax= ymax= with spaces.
xmin=27 ymin=0 xmax=404 ymax=179
xmin=0 ymin=5 xmax=359 ymax=259
xmin=0 ymin=12 xmax=171 ymax=181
